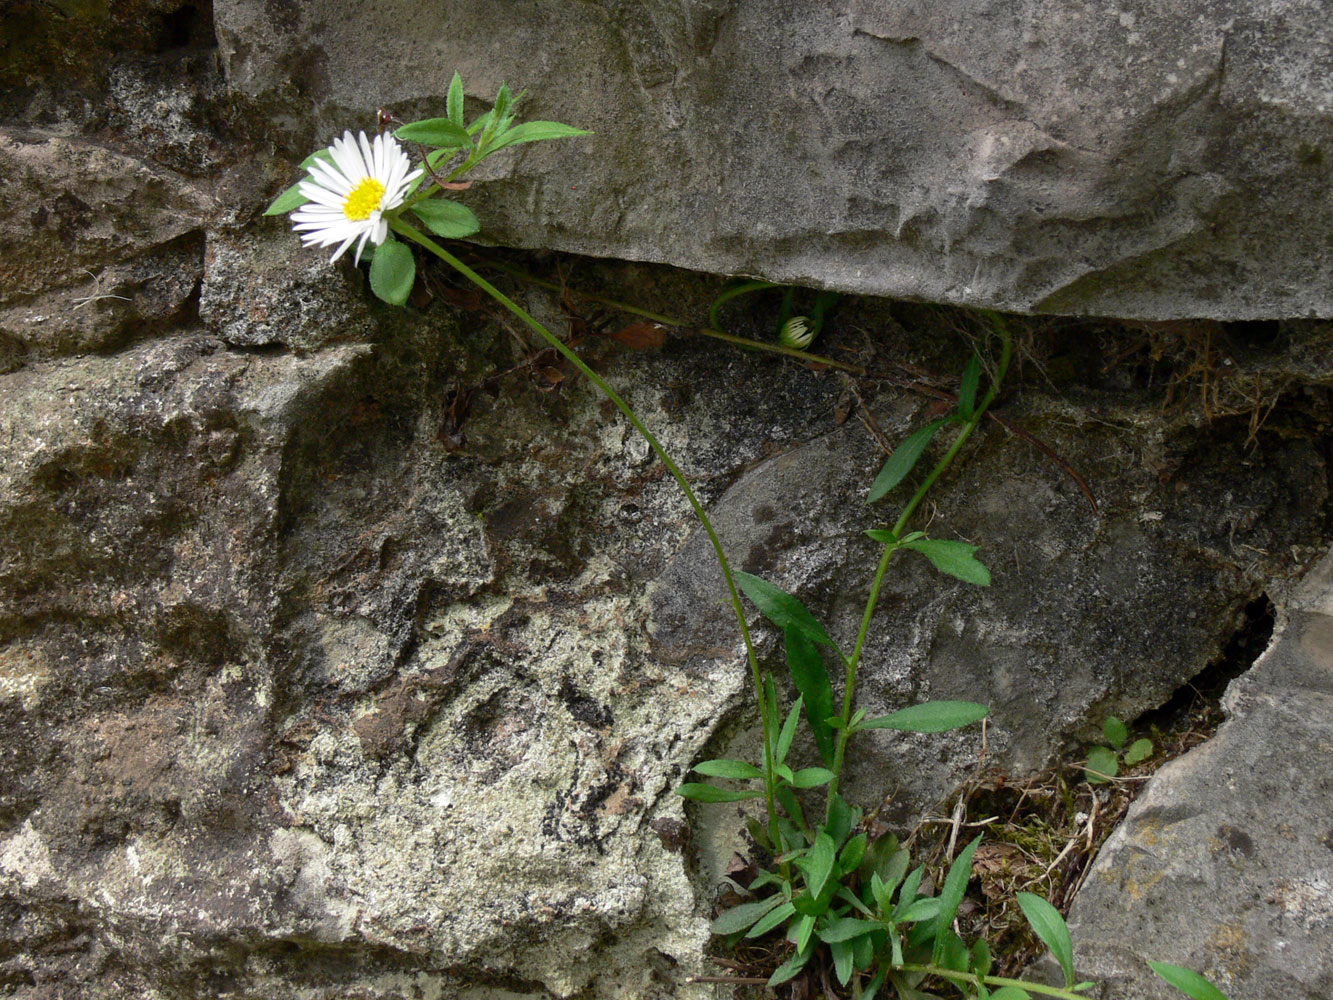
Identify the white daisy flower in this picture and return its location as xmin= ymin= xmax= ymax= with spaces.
xmin=289 ymin=130 xmax=423 ymax=265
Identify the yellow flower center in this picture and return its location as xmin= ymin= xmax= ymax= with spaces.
xmin=343 ymin=178 xmax=387 ymax=221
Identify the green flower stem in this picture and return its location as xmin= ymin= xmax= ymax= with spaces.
xmin=390 ymin=217 xmax=782 ymax=846
xmin=474 ymin=257 xmax=866 ymax=375
xmin=825 ymin=321 xmax=1013 ymax=816
xmin=899 ymin=964 xmax=1088 ymax=1000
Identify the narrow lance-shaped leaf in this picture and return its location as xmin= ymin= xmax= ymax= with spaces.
xmin=676 ymin=783 xmax=762 ymax=803
xmin=447 ymin=70 xmax=465 ymax=126
xmin=804 ymin=831 xmax=837 ymax=899
xmin=784 ymin=624 xmax=836 ymax=766
xmin=1017 ymin=892 xmax=1077 ymax=988
xmin=263 ymin=149 xmax=334 ymax=216
xmin=958 ymin=352 xmax=982 ymax=418
xmin=692 ymin=759 xmax=763 ymax=780
xmin=1147 ymin=962 xmax=1231 ymax=1000
xmin=735 ymin=571 xmax=837 ymax=648
xmin=488 ymin=120 xmax=593 ymax=152
xmin=900 ymin=538 xmax=992 ymax=586
xmin=710 ymin=895 xmax=785 ymax=935
xmin=395 ymin=117 xmax=473 ymax=149
xmin=830 ymin=938 xmax=855 ymax=986
xmin=767 ymin=939 xmax=815 ymax=987
xmin=775 ymin=695 xmax=803 ymax=765
xmin=369 ymin=239 xmax=416 ymax=306
xmin=933 ymin=834 xmax=982 ymax=965
xmin=789 ymin=767 xmax=835 ymax=789
xmin=989 ymin=988 xmax=1032 ymax=1000
xmin=867 ymin=418 xmax=950 ymax=503
xmin=747 ymin=900 xmax=797 ymax=938
xmin=818 ymin=917 xmax=883 ymax=943
xmin=859 ymin=701 xmax=989 ymax=733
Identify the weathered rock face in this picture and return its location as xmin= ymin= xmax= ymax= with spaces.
xmin=1062 ymin=550 xmax=1333 ymax=1000
xmin=4 ymin=4 xmax=1333 ymax=999
xmin=212 ymin=0 xmax=1333 ymax=320
xmin=3 ymin=200 xmax=1332 ymax=998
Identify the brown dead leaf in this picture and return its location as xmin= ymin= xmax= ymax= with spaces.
xmin=608 ymin=322 xmax=668 ymax=350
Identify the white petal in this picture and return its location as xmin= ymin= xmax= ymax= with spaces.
xmin=352 ymin=228 xmax=375 ymax=266
xmin=307 ymin=157 xmax=354 ymax=195
xmin=328 ymin=231 xmax=361 ymax=263
xmin=358 ymin=132 xmax=378 ymax=180
xmin=330 ymin=131 xmax=365 ymax=182
xmin=296 ymin=182 xmax=348 ymax=209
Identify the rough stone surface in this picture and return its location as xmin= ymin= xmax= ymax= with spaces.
xmin=3 ymin=224 xmax=1332 ymax=997
xmin=213 ymin=0 xmax=1333 ymax=320
xmin=0 ymin=129 xmax=214 ymax=369
xmin=4 ymin=6 xmax=1333 ymax=998
xmin=1062 ymin=550 xmax=1333 ymax=1000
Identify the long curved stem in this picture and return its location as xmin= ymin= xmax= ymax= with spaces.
xmin=390 ymin=218 xmax=781 ymax=844
xmin=825 ymin=323 xmax=1013 ymax=814
xmin=899 ymin=964 xmax=1088 ymax=1000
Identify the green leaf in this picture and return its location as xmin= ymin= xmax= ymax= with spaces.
xmin=838 ymin=833 xmax=867 ymax=874
xmin=396 ymin=117 xmax=473 ymax=148
xmin=488 ymin=120 xmax=592 ymax=152
xmin=264 ymin=149 xmax=337 ymax=215
xmin=675 ymin=782 xmax=762 ymax=803
xmin=1147 ymin=962 xmax=1230 ymax=1000
xmin=711 ymin=895 xmax=784 ymax=935
xmin=1103 ymin=716 xmax=1129 ymax=749
xmin=804 ymin=832 xmax=837 ymax=899
xmin=860 ymin=701 xmax=990 ymax=733
xmin=897 ymin=897 xmax=941 ymax=923
xmin=369 ymin=239 xmax=416 ymax=306
xmin=883 ymin=850 xmax=911 ymax=897
xmin=693 ymin=759 xmax=762 ymax=780
xmin=767 ymin=940 xmax=814 ymax=987
xmin=958 ymin=352 xmax=982 ymax=418
xmin=776 ymin=785 xmax=807 ymax=835
xmin=864 ymin=528 xmax=899 ymax=546
xmin=776 ymin=695 xmax=803 ymax=765
xmin=790 ymin=767 xmax=835 ymax=789
xmin=747 ymin=900 xmax=797 ymax=938
xmin=895 ymin=865 xmax=925 ymax=919
xmin=990 ymin=988 xmax=1032 ymax=1000
xmin=972 ymin=938 xmax=992 ymax=977
xmin=1124 ymin=737 xmax=1154 ymax=766
xmin=870 ymin=872 xmax=893 ymax=915
xmin=735 ymin=572 xmax=836 ymax=648
xmin=825 ymin=794 xmax=859 ymax=849
xmin=853 ymin=931 xmax=875 ymax=971
xmin=265 ymin=180 xmax=308 ymax=216
xmin=837 ymin=884 xmax=874 ymax=917
xmin=1017 ymin=892 xmax=1076 ymax=988
xmin=867 ymin=418 xmax=950 ymax=502
xmin=774 ymin=763 xmax=795 ymax=784
xmin=830 ymin=938 xmax=854 ymax=985
xmin=1084 ymin=745 xmax=1119 ymax=784
xmin=792 ymin=913 xmax=816 ymax=955
xmin=818 ymin=917 xmax=883 ymax=943
xmin=899 ymin=538 xmax=992 ymax=586
xmin=411 ymin=199 xmax=480 ymax=239
xmin=784 ymin=625 xmax=836 ymax=766
xmin=938 ymin=928 xmax=970 ymax=972
xmin=447 ymin=70 xmax=465 ymax=126
xmin=933 ymin=834 xmax=982 ymax=965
